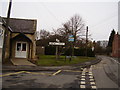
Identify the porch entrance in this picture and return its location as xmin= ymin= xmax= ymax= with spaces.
xmin=15 ymin=42 xmax=27 ymax=58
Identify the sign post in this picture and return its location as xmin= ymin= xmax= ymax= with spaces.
xmin=49 ymin=39 xmax=65 ymax=60
xmin=68 ymin=35 xmax=74 ymax=61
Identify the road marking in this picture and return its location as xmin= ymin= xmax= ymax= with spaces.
xmin=81 ymin=68 xmax=84 ymax=70
xmin=52 ymin=70 xmax=62 ymax=76
xmin=110 ymin=58 xmax=120 ymax=64
xmin=89 ymin=72 xmax=92 ymax=74
xmin=91 ymin=86 xmax=97 ymax=89
xmin=82 ymin=73 xmax=85 ymax=75
xmin=90 ymin=78 xmax=94 ymax=81
xmin=81 ymin=78 xmax=85 ymax=81
xmin=81 ymin=76 xmax=85 ymax=78
xmin=83 ymin=68 xmax=86 ymax=72
xmin=1 ymin=71 xmax=54 ymax=77
xmin=90 ymin=82 xmax=96 ymax=85
xmin=89 ymin=76 xmax=94 ymax=79
xmin=25 ymin=71 xmax=52 ymax=76
xmin=89 ymin=73 xmax=93 ymax=76
xmin=80 ymin=66 xmax=97 ymax=89
xmin=63 ymin=70 xmax=81 ymax=72
xmin=80 ymin=85 xmax=86 ymax=88
xmin=0 ymin=71 xmax=26 ymax=77
xmin=80 ymin=81 xmax=86 ymax=84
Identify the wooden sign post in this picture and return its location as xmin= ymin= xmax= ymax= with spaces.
xmin=49 ymin=39 xmax=65 ymax=60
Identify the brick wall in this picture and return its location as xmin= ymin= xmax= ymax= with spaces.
xmin=112 ymin=34 xmax=120 ymax=58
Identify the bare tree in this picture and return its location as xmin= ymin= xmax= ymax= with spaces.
xmin=56 ymin=14 xmax=85 ymax=44
xmin=40 ymin=29 xmax=50 ymax=39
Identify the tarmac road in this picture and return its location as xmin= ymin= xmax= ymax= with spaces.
xmin=92 ymin=55 xmax=119 ymax=89
xmin=2 ymin=70 xmax=82 ymax=88
xmin=1 ymin=55 xmax=120 ymax=89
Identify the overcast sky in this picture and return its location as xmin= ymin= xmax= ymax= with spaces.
xmin=0 ymin=0 xmax=119 ymax=41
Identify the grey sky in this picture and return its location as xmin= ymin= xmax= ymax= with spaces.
xmin=0 ymin=0 xmax=118 ymax=41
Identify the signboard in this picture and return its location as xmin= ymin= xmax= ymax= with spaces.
xmin=49 ymin=42 xmax=65 ymax=45
xmin=68 ymin=35 xmax=74 ymax=42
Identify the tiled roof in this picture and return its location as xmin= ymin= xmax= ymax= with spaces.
xmin=2 ymin=17 xmax=37 ymax=34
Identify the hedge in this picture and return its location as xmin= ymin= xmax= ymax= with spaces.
xmin=45 ymin=46 xmax=95 ymax=57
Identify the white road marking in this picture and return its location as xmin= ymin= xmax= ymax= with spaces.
xmin=89 ymin=72 xmax=92 ymax=74
xmin=89 ymin=76 xmax=94 ymax=79
xmin=91 ymin=86 xmax=97 ymax=89
xmin=89 ymin=73 xmax=93 ymax=76
xmin=80 ymin=66 xmax=97 ymax=89
xmin=81 ymin=81 xmax=86 ymax=84
xmin=90 ymin=82 xmax=96 ymax=85
xmin=90 ymin=78 xmax=94 ymax=81
xmin=81 ymin=76 xmax=85 ymax=78
xmin=82 ymin=73 xmax=85 ymax=75
xmin=81 ymin=78 xmax=85 ymax=81
xmin=110 ymin=58 xmax=120 ymax=64
xmin=80 ymin=85 xmax=86 ymax=88
xmin=83 ymin=68 xmax=87 ymax=72
xmin=81 ymin=68 xmax=84 ymax=70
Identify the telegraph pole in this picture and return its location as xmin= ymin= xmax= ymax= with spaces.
xmin=2 ymin=0 xmax=12 ymax=62
xmin=85 ymin=26 xmax=88 ymax=57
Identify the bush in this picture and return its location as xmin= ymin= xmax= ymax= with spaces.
xmin=45 ymin=46 xmax=95 ymax=57
xmin=45 ymin=46 xmax=56 ymax=55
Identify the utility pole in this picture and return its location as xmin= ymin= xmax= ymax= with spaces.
xmin=2 ymin=0 xmax=12 ymax=62
xmin=85 ymin=26 xmax=88 ymax=57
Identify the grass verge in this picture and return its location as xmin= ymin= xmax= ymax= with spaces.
xmin=36 ymin=55 xmax=95 ymax=66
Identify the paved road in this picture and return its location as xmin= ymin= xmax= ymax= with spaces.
xmin=1 ymin=55 xmax=120 ymax=89
xmin=91 ymin=56 xmax=119 ymax=89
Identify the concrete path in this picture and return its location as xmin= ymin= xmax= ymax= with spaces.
xmin=11 ymin=59 xmax=36 ymax=66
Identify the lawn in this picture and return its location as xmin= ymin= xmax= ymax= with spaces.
xmin=36 ymin=55 xmax=95 ymax=66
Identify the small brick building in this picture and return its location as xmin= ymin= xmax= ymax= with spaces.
xmin=112 ymin=33 xmax=120 ymax=58
xmin=2 ymin=17 xmax=37 ymax=63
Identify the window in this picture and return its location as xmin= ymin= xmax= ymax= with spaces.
xmin=17 ymin=43 xmax=21 ymax=51
xmin=22 ymin=43 xmax=26 ymax=51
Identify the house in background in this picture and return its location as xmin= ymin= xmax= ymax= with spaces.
xmin=99 ymin=40 xmax=108 ymax=49
xmin=2 ymin=17 xmax=37 ymax=63
xmin=112 ymin=33 xmax=120 ymax=58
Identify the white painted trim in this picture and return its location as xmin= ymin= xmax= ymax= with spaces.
xmin=15 ymin=41 xmax=28 ymax=58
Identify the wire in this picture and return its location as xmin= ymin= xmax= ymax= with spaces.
xmin=40 ymin=2 xmax=61 ymax=24
xmin=90 ymin=11 xmax=118 ymax=29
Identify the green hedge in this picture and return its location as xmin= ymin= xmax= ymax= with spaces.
xmin=45 ymin=46 xmax=56 ymax=55
xmin=45 ymin=46 xmax=95 ymax=57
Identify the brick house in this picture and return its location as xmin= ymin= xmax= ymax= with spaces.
xmin=112 ymin=33 xmax=120 ymax=58
xmin=1 ymin=17 xmax=37 ymax=63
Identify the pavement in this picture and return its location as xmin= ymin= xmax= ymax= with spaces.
xmin=11 ymin=59 xmax=36 ymax=66
xmin=2 ymin=56 xmax=101 ymax=71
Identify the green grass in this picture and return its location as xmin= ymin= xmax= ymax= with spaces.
xmin=36 ymin=55 xmax=95 ymax=66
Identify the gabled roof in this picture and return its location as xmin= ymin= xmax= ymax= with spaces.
xmin=2 ymin=17 xmax=37 ymax=34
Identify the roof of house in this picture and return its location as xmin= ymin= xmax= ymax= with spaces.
xmin=2 ymin=17 xmax=37 ymax=34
